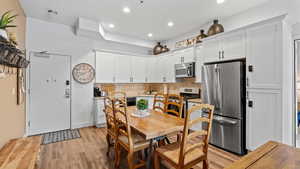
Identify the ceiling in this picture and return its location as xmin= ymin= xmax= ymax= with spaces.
xmin=19 ymin=0 xmax=270 ymax=41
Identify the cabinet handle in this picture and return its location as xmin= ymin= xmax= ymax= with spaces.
xmin=246 ymin=91 xmax=249 ymax=99
xmin=248 ymin=100 xmax=254 ymax=108
xmin=246 ymin=77 xmax=249 ymax=87
xmin=219 ymin=51 xmax=221 ymax=59
xmin=222 ymin=51 xmax=224 ymax=59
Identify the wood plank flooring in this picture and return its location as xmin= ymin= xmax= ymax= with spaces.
xmin=0 ymin=136 xmax=41 ymax=169
xmin=0 ymin=127 xmax=241 ymax=169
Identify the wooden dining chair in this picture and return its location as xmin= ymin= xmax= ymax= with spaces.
xmin=165 ymin=94 xmax=184 ymax=118
xmin=111 ymin=91 xmax=127 ymax=106
xmin=153 ymin=94 xmax=167 ymax=113
xmin=154 ymin=104 xmax=215 ymax=169
xmin=113 ymin=98 xmax=150 ymax=169
xmin=103 ymin=96 xmax=117 ymax=156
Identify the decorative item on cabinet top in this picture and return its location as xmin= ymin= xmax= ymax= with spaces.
xmin=72 ymin=63 xmax=95 ymax=84
xmin=175 ymin=37 xmax=197 ymax=49
xmin=153 ymin=42 xmax=170 ymax=55
xmin=153 ymin=42 xmax=163 ymax=55
xmin=196 ymin=29 xmax=208 ymax=43
xmin=207 ymin=19 xmax=224 ymax=36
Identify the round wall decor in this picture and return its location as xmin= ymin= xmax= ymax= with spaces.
xmin=72 ymin=63 xmax=95 ymax=84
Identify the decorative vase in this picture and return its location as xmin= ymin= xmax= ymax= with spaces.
xmin=161 ymin=45 xmax=170 ymax=53
xmin=153 ymin=42 xmax=163 ymax=55
xmin=207 ymin=20 xmax=224 ymax=36
xmin=0 ymin=29 xmax=8 ymax=40
xmin=196 ymin=29 xmax=208 ymax=43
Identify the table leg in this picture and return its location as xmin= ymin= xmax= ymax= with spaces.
xmin=146 ymin=139 xmax=154 ymax=169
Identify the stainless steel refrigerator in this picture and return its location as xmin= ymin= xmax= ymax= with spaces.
xmin=201 ymin=60 xmax=246 ymax=155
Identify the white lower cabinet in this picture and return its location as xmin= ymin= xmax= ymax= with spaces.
xmin=94 ymin=98 xmax=106 ymax=127
xmin=246 ymin=89 xmax=282 ymax=151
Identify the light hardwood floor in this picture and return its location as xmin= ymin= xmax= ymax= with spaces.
xmin=0 ymin=127 xmax=241 ymax=169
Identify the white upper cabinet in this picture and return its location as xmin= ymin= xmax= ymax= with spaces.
xmin=221 ymin=30 xmax=246 ymax=60
xmin=146 ymin=56 xmax=160 ymax=83
xmin=131 ymin=56 xmax=147 ymax=83
xmin=203 ymin=31 xmax=246 ymax=63
xmin=173 ymin=48 xmax=195 ymax=64
xmin=95 ymin=52 xmax=115 ymax=83
xmin=203 ymin=38 xmax=221 ymax=63
xmin=195 ymin=46 xmax=203 ymax=83
xmin=246 ymin=89 xmax=282 ymax=151
xmin=158 ymin=54 xmax=176 ymax=83
xmin=115 ymin=54 xmax=132 ymax=83
xmin=246 ymin=22 xmax=281 ymax=89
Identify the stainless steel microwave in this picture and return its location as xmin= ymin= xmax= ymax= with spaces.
xmin=175 ymin=62 xmax=195 ymax=78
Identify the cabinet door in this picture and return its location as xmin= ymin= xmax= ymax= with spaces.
xmin=157 ymin=55 xmax=167 ymax=83
xmin=203 ymin=38 xmax=221 ymax=63
xmin=172 ymin=52 xmax=184 ymax=64
xmin=182 ymin=48 xmax=195 ymax=63
xmin=221 ymin=30 xmax=246 ymax=61
xmin=115 ymin=54 xmax=132 ymax=83
xmin=131 ymin=56 xmax=146 ymax=83
xmin=195 ymin=47 xmax=203 ymax=83
xmin=146 ymin=57 xmax=160 ymax=83
xmin=95 ymin=52 xmax=115 ymax=83
xmin=246 ymin=23 xmax=281 ymax=89
xmin=246 ymin=89 xmax=282 ymax=151
xmin=165 ymin=54 xmax=176 ymax=83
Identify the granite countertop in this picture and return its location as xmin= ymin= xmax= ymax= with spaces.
xmin=187 ymin=98 xmax=202 ymax=104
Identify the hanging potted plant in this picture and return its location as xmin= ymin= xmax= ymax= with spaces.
xmin=0 ymin=11 xmax=17 ymax=40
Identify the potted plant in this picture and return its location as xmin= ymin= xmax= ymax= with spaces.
xmin=137 ymin=99 xmax=148 ymax=112
xmin=0 ymin=11 xmax=17 ymax=40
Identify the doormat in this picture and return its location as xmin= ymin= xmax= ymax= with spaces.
xmin=41 ymin=129 xmax=81 ymax=145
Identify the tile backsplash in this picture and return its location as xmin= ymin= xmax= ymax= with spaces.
xmin=95 ymin=78 xmax=201 ymax=97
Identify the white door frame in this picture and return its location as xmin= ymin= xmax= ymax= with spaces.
xmin=26 ymin=51 xmax=72 ymax=136
xmin=293 ymin=35 xmax=300 ymax=147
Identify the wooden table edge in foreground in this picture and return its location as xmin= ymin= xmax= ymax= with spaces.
xmin=224 ymin=141 xmax=300 ymax=169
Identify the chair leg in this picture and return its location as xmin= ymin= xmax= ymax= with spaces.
xmin=203 ymin=159 xmax=209 ymax=169
xmin=114 ymin=143 xmax=121 ymax=168
xmin=154 ymin=152 xmax=161 ymax=169
xmin=106 ymin=134 xmax=111 ymax=156
xmin=127 ymin=152 xmax=134 ymax=169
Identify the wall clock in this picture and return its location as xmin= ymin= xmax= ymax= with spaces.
xmin=72 ymin=63 xmax=95 ymax=84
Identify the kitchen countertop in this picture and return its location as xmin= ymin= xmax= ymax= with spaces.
xmin=187 ymin=98 xmax=202 ymax=104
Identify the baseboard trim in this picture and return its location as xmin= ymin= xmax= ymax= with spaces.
xmin=72 ymin=122 xmax=94 ymax=129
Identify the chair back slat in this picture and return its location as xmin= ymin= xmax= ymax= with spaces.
xmin=113 ymin=98 xmax=134 ymax=148
xmin=104 ymin=97 xmax=116 ymax=134
xmin=153 ymin=94 xmax=166 ymax=113
xmin=178 ymin=104 xmax=214 ymax=166
xmin=165 ymin=94 xmax=184 ymax=118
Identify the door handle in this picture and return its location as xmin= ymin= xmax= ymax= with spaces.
xmin=248 ymin=65 xmax=254 ymax=72
xmin=65 ymin=88 xmax=71 ymax=98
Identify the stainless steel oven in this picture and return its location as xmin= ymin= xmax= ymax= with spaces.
xmin=175 ymin=62 xmax=195 ymax=78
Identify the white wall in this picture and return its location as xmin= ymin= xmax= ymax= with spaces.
xmin=26 ymin=17 xmax=150 ymax=130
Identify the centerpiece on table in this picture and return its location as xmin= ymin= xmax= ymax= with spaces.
xmin=133 ymin=99 xmax=150 ymax=117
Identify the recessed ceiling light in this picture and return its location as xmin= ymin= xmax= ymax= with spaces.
xmin=108 ymin=24 xmax=115 ymax=28
xmin=217 ymin=0 xmax=225 ymax=4
xmin=123 ymin=7 xmax=131 ymax=13
xmin=168 ymin=21 xmax=174 ymax=27
xmin=148 ymin=33 xmax=153 ymax=37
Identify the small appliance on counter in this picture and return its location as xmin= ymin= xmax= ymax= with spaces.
xmin=94 ymin=87 xmax=107 ymax=97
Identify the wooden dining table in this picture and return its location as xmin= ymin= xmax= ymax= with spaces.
xmin=225 ymin=141 xmax=300 ymax=169
xmin=119 ymin=106 xmax=185 ymax=169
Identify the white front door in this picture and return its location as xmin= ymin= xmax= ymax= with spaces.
xmin=29 ymin=52 xmax=71 ymax=135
